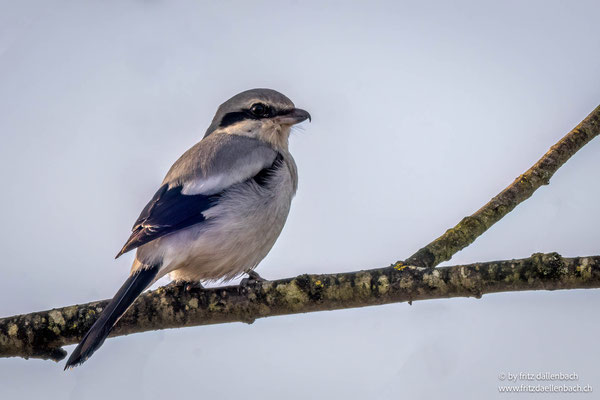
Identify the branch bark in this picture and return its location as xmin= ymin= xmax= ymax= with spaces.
xmin=405 ymin=105 xmax=600 ymax=268
xmin=1 ymin=104 xmax=598 ymax=364
xmin=1 ymin=253 xmax=599 ymax=362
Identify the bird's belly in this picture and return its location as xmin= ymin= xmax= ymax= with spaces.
xmin=153 ymin=178 xmax=294 ymax=282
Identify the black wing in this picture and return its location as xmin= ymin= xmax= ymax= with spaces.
xmin=115 ymin=184 xmax=219 ymax=258
xmin=115 ymin=153 xmax=284 ymax=258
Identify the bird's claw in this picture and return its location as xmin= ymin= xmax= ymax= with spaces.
xmin=240 ymin=270 xmax=267 ymax=287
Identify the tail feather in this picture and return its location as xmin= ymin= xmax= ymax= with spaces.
xmin=64 ymin=266 xmax=159 ymax=369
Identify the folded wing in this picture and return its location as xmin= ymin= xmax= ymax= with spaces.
xmin=116 ymin=134 xmax=279 ymax=258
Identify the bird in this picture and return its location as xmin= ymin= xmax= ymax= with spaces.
xmin=64 ymin=88 xmax=311 ymax=369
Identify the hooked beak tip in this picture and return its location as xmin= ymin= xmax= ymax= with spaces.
xmin=277 ymin=108 xmax=311 ymax=125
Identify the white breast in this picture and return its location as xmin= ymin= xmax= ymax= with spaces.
xmin=138 ymin=154 xmax=297 ymax=283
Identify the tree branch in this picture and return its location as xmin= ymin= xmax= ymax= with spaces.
xmin=405 ymin=105 xmax=600 ymax=268
xmin=1 ymin=105 xmax=598 ymax=364
xmin=1 ymin=253 xmax=599 ymax=362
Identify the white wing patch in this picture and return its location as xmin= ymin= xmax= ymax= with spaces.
xmin=180 ymin=156 xmax=271 ymax=195
xmin=181 ymin=174 xmax=227 ymax=195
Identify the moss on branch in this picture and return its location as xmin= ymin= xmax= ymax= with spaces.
xmin=405 ymin=105 xmax=600 ymax=268
xmin=1 ymin=253 xmax=599 ymax=362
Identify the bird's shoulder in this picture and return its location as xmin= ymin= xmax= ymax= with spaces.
xmin=162 ymin=133 xmax=279 ymax=194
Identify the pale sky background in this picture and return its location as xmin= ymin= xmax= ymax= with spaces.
xmin=1 ymin=1 xmax=599 ymax=399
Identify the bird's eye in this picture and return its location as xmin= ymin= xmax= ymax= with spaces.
xmin=250 ymin=103 xmax=270 ymax=117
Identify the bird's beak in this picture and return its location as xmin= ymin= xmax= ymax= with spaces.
xmin=275 ymin=108 xmax=312 ymax=125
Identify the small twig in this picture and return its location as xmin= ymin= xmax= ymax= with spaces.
xmin=1 ymin=253 xmax=599 ymax=362
xmin=404 ymin=105 xmax=600 ymax=268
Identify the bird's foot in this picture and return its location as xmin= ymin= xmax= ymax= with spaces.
xmin=166 ymin=280 xmax=205 ymax=292
xmin=240 ymin=270 xmax=267 ymax=287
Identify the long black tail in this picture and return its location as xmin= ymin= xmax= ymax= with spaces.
xmin=64 ymin=266 xmax=159 ymax=369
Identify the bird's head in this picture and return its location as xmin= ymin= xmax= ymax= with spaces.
xmin=205 ymin=88 xmax=311 ymax=150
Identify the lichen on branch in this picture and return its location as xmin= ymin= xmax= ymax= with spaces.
xmin=1 ymin=253 xmax=599 ymax=362
xmin=404 ymin=105 xmax=600 ymax=268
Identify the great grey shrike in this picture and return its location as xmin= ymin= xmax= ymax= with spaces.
xmin=65 ymin=88 xmax=311 ymax=369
